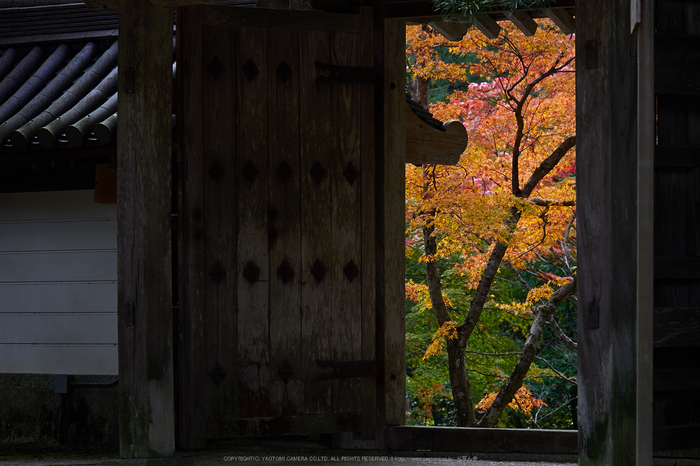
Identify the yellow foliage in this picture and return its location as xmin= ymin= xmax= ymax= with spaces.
xmin=423 ymin=321 xmax=459 ymax=360
xmin=476 ymin=386 xmax=547 ymax=416
xmin=405 ymin=19 xmax=576 ymax=292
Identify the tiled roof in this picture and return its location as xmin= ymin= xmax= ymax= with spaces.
xmin=0 ymin=1 xmax=120 ymax=154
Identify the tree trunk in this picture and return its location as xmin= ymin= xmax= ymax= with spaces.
xmin=424 ymin=220 xmax=476 ymax=426
xmin=478 ymin=276 xmax=577 ymax=427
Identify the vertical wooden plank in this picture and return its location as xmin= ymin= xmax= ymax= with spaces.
xmin=177 ymin=5 xmax=207 ymax=449
xmin=117 ymin=0 xmax=174 ymax=457
xmin=236 ymin=26 xmax=271 ymax=417
xmin=268 ymin=27 xmax=303 ymax=416
xmin=378 ymin=16 xmax=406 ymax=428
xmin=300 ymin=28 xmax=333 ymax=417
xmin=359 ymin=6 xmax=377 ymax=440
xmin=637 ymin=0 xmax=654 ymax=462
xmin=576 ymin=0 xmax=640 ymax=463
xmin=201 ymin=23 xmax=239 ymax=434
xmin=330 ymin=29 xmax=363 ymax=417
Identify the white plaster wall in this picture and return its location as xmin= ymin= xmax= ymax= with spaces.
xmin=0 ymin=190 xmax=117 ymax=375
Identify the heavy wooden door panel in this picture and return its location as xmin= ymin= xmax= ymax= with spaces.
xmin=653 ymin=0 xmax=700 ymax=451
xmin=178 ymin=5 xmax=375 ymax=445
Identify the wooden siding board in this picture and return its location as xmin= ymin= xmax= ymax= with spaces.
xmin=653 ymin=170 xmax=697 ymax=257
xmin=299 ymin=28 xmax=333 ymax=416
xmin=654 ymin=307 xmax=700 ymax=347
xmin=178 ymin=4 xmax=208 ymax=449
xmin=202 ymin=22 xmax=240 ymax=433
xmin=330 ymin=29 xmax=363 ymax=417
xmin=649 ymin=0 xmax=700 ymax=454
xmin=268 ymin=27 xmax=303 ymax=416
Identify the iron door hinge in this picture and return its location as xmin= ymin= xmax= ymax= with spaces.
xmin=316 ymin=359 xmax=376 ymax=380
xmin=315 ymin=62 xmax=373 ymax=84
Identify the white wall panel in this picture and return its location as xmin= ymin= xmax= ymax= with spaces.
xmin=0 ymin=345 xmax=118 ymax=375
xmin=0 ymin=250 xmax=117 ymax=282
xmin=0 ymin=313 xmax=117 ymax=344
xmin=0 ymin=282 xmax=116 ymax=313
xmin=0 ymin=219 xmax=117 ymax=252
xmin=0 ymin=191 xmax=115 ymax=221
xmin=0 ymin=190 xmax=118 ymax=375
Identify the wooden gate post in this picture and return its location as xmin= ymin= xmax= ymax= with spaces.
xmin=117 ymin=0 xmax=175 ymax=457
xmin=576 ymin=0 xmax=648 ymax=463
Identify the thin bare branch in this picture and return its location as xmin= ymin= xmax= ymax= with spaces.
xmin=549 ymin=315 xmax=577 ymax=350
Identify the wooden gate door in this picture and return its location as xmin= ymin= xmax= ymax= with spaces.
xmin=177 ymin=5 xmax=377 ymax=446
xmin=652 ymin=0 xmax=700 ymax=451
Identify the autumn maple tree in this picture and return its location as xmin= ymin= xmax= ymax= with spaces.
xmin=405 ymin=20 xmax=577 ymax=427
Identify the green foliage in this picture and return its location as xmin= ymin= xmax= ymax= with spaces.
xmin=431 ymin=0 xmax=551 ymax=20
xmin=406 ymin=247 xmax=578 ymax=428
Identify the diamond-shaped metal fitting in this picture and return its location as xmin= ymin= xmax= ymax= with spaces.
xmin=276 ymin=160 xmax=293 ymax=183
xmin=209 ymin=362 xmax=227 ymax=386
xmin=209 ymin=260 xmax=226 ymax=284
xmin=207 ymin=56 xmax=225 ymax=80
xmin=343 ymin=260 xmax=359 ymax=282
xmin=277 ymin=260 xmax=294 ymax=284
xmin=278 ymin=359 xmax=294 ymax=384
xmin=242 ymin=59 xmax=259 ymax=81
xmin=208 ymin=160 xmax=225 ymax=182
xmin=242 ymin=261 xmax=260 ymax=284
xmin=242 ymin=160 xmax=258 ymax=184
xmin=276 ymin=61 xmax=293 ymax=83
xmin=343 ymin=162 xmax=359 ymax=185
xmin=311 ymin=259 xmax=328 ymax=283
xmin=268 ymin=228 xmax=279 ymax=246
xmin=309 ymin=161 xmax=327 ymax=185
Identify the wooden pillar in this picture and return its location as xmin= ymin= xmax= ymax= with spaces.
xmin=576 ymin=0 xmax=647 ymax=463
xmin=117 ymin=0 xmax=175 ymax=457
xmin=375 ymin=11 xmax=406 ymax=433
xmin=636 ymin=0 xmax=654 ymax=462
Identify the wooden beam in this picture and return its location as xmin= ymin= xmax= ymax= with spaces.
xmin=545 ymin=7 xmax=575 ymax=34
xmin=576 ymin=0 xmax=644 ymax=463
xmin=636 ymin=0 xmax=654 ymax=462
xmin=83 ymin=0 xmax=220 ymax=10
xmin=475 ymin=14 xmax=500 ymax=39
xmin=386 ymin=426 xmax=577 ymax=456
xmin=506 ymin=10 xmax=538 ymax=36
xmin=428 ymin=21 xmax=470 ymax=41
xmin=405 ymin=105 xmax=466 ymax=165
xmin=200 ymin=5 xmax=361 ymax=31
xmin=117 ymin=0 xmax=174 ymax=458
xmin=376 ymin=13 xmax=406 ymax=429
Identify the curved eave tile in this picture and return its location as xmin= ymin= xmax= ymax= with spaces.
xmin=0 ymin=40 xmax=119 ymax=154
